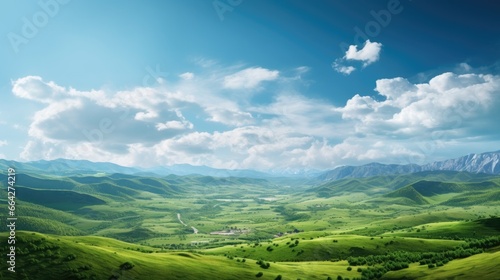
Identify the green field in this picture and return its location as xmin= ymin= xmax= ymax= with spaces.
xmin=0 ymin=171 xmax=499 ymax=279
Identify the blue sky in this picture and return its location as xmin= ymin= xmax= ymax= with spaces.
xmin=0 ymin=0 xmax=499 ymax=171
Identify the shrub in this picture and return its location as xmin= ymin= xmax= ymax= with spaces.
xmin=65 ymin=254 xmax=76 ymax=261
xmin=347 ymin=266 xmax=352 ymax=271
xmin=256 ymin=272 xmax=264 ymax=277
xmin=120 ymin=262 xmax=135 ymax=270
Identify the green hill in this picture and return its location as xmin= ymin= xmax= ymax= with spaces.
xmin=384 ymin=185 xmax=429 ymax=205
xmin=15 ymin=187 xmax=106 ymax=211
xmin=409 ymin=180 xmax=464 ymax=196
xmin=0 ymin=232 xmax=362 ymax=280
xmin=203 ymin=234 xmax=463 ymax=262
xmin=382 ymin=249 xmax=500 ymax=280
xmin=311 ymin=171 xmax=498 ymax=197
xmin=442 ymin=190 xmax=500 ymax=206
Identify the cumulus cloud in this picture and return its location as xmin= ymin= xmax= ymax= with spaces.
xmin=345 ymin=40 xmax=383 ymax=66
xmin=12 ymin=76 xmax=66 ymax=103
xmin=10 ymin=64 xmax=500 ymax=170
xmin=332 ymin=40 xmax=383 ymax=75
xmin=223 ymin=67 xmax=279 ymax=89
xmin=338 ymin=72 xmax=500 ymax=138
xmin=156 ymin=120 xmax=193 ymax=131
xmin=0 ymin=140 xmax=7 ymax=147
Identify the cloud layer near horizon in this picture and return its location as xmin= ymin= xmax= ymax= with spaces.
xmin=10 ymin=64 xmax=500 ymax=170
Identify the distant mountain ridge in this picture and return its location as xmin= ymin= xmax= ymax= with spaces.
xmin=0 ymin=150 xmax=499 ymax=179
xmin=0 ymin=158 xmax=142 ymax=176
xmin=319 ymin=150 xmax=500 ymax=181
xmin=0 ymin=158 xmax=272 ymax=178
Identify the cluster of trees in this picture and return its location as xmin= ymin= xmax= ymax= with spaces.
xmin=119 ymin=262 xmax=134 ymax=270
xmin=256 ymin=259 xmax=271 ymax=269
xmin=0 ymin=235 xmax=101 ymax=280
xmin=287 ymin=239 xmax=300 ymax=248
xmin=345 ymin=236 xmax=500 ymax=280
xmin=274 ymin=206 xmax=311 ymax=221
xmin=465 ymin=236 xmax=500 ymax=249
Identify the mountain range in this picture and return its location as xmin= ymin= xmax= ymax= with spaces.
xmin=319 ymin=150 xmax=500 ymax=181
xmin=0 ymin=150 xmax=499 ymax=180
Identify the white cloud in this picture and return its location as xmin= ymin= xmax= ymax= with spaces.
xmin=295 ymin=66 xmax=310 ymax=74
xmin=345 ymin=40 xmax=383 ymax=66
xmin=156 ymin=120 xmax=193 ymax=131
xmin=332 ymin=61 xmax=356 ymax=75
xmin=10 ymin=64 xmax=500 ymax=171
xmin=179 ymin=72 xmax=194 ymax=80
xmin=205 ymin=108 xmax=254 ymax=126
xmin=459 ymin=62 xmax=472 ymax=72
xmin=332 ymin=40 xmax=383 ymax=75
xmin=338 ymin=72 xmax=500 ymax=138
xmin=223 ymin=67 xmax=279 ymax=89
xmin=0 ymin=140 xmax=7 ymax=147
xmin=135 ymin=111 xmax=159 ymax=121
xmin=12 ymin=76 xmax=66 ymax=103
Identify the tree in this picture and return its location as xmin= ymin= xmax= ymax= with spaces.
xmin=256 ymin=272 xmax=264 ymax=277
xmin=347 ymin=266 xmax=352 ymax=271
xmin=65 ymin=254 xmax=76 ymax=261
xmin=275 ymin=275 xmax=283 ymax=280
xmin=120 ymin=262 xmax=134 ymax=270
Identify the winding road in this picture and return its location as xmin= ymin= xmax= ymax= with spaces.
xmin=177 ymin=213 xmax=199 ymax=234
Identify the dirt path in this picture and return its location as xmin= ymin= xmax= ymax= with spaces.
xmin=191 ymin=226 xmax=199 ymax=234
xmin=177 ymin=213 xmax=198 ymax=234
xmin=177 ymin=213 xmax=187 ymax=226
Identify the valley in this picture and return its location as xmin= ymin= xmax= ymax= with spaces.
xmin=0 ymin=162 xmax=500 ymax=279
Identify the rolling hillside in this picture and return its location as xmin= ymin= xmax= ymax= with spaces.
xmin=0 ymin=231 xmax=363 ymax=280
xmin=310 ymin=171 xmax=500 ymax=198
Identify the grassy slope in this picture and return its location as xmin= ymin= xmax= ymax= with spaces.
xmin=203 ymin=234 xmax=464 ymax=262
xmin=14 ymin=187 xmax=106 ymax=210
xmin=311 ymin=171 xmax=499 ymax=198
xmin=0 ymin=232 xmax=362 ymax=280
xmin=382 ymin=249 xmax=500 ymax=280
xmin=384 ymin=186 xmax=429 ymax=205
xmin=384 ymin=218 xmax=500 ymax=239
